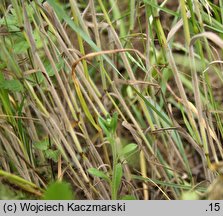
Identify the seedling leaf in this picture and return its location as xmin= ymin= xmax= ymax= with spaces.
xmin=43 ymin=181 xmax=74 ymax=200
xmin=112 ymin=163 xmax=123 ymax=199
xmin=34 ymin=138 xmax=49 ymax=151
xmin=88 ymin=168 xmax=110 ymax=182
xmin=121 ymin=143 xmax=138 ymax=157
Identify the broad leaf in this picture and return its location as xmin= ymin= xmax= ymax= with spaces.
xmin=43 ymin=181 xmax=74 ymax=200
xmin=88 ymin=168 xmax=110 ymax=182
xmin=121 ymin=143 xmax=138 ymax=157
xmin=112 ymin=163 xmax=123 ymax=199
xmin=34 ymin=138 xmax=49 ymax=151
xmin=45 ymin=149 xmax=60 ymax=162
xmin=0 ymin=79 xmax=24 ymax=92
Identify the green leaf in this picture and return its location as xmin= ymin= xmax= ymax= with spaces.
xmin=121 ymin=143 xmax=138 ymax=157
xmin=43 ymin=181 xmax=74 ymax=200
xmin=110 ymin=112 xmax=118 ymax=134
xmin=45 ymin=149 xmax=60 ymax=162
xmin=88 ymin=168 xmax=110 ymax=183
xmin=0 ymin=79 xmax=24 ymax=92
xmin=25 ymin=71 xmax=44 ymax=85
xmin=0 ymin=62 xmax=6 ymax=71
xmin=132 ymin=87 xmax=172 ymax=126
xmin=98 ymin=116 xmax=110 ymax=137
xmin=14 ymin=40 xmax=29 ymax=54
xmin=143 ymin=0 xmax=179 ymax=17
xmin=181 ymin=191 xmax=199 ymax=200
xmin=121 ymin=195 xmax=137 ymax=200
xmin=112 ymin=163 xmax=123 ymax=199
xmin=0 ymin=72 xmax=4 ymax=82
xmin=34 ymin=138 xmax=49 ymax=151
xmin=33 ymin=29 xmax=43 ymax=49
xmin=126 ymin=52 xmax=147 ymax=72
xmin=98 ymin=113 xmax=118 ymax=137
xmin=0 ymin=13 xmax=19 ymax=27
xmin=44 ymin=58 xmax=64 ymax=77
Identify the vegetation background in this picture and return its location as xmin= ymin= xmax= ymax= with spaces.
xmin=0 ymin=0 xmax=223 ymax=200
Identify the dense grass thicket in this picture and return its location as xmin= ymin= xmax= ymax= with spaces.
xmin=0 ymin=0 xmax=223 ymax=200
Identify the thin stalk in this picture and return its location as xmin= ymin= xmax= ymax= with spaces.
xmin=179 ymin=0 xmax=190 ymax=46
xmin=90 ymin=0 xmax=107 ymax=90
xmin=70 ymin=0 xmax=90 ymax=81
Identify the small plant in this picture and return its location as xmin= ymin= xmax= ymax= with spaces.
xmin=95 ymin=113 xmax=122 ymax=200
xmin=1 ymin=0 xmax=223 ymax=200
xmin=88 ymin=113 xmax=138 ymax=199
xmin=34 ymin=138 xmax=60 ymax=163
xmin=43 ymin=181 xmax=74 ymax=200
